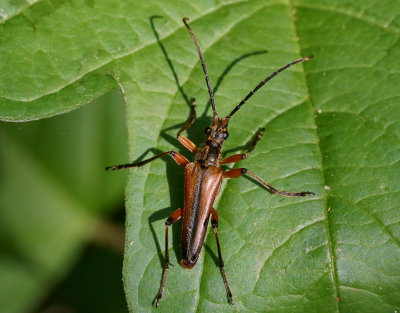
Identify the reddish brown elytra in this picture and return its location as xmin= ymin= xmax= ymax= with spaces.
xmin=106 ymin=17 xmax=315 ymax=307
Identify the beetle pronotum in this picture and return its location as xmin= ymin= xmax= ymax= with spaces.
xmin=107 ymin=17 xmax=314 ymax=307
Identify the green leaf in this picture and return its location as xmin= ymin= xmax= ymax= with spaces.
xmin=1 ymin=0 xmax=399 ymax=312
xmin=120 ymin=2 xmax=400 ymax=313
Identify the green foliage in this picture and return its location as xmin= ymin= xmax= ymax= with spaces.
xmin=1 ymin=0 xmax=400 ymax=312
xmin=0 ymin=92 xmax=127 ymax=313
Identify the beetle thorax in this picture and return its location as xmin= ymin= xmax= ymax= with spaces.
xmin=195 ymin=119 xmax=229 ymax=167
xmin=195 ymin=144 xmax=222 ymax=167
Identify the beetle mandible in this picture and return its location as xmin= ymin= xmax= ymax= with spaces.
xmin=107 ymin=17 xmax=315 ymax=307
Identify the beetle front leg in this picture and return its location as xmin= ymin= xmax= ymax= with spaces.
xmin=224 ymin=168 xmax=315 ymax=197
xmin=211 ymin=208 xmax=234 ymax=305
xmin=221 ymin=128 xmax=264 ymax=164
xmin=106 ymin=150 xmax=188 ymax=171
xmin=155 ymin=208 xmax=182 ymax=307
xmin=177 ymin=98 xmax=198 ymax=153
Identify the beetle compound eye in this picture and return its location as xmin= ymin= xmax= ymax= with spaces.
xmin=221 ymin=131 xmax=229 ymax=139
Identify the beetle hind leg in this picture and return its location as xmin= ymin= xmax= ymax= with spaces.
xmin=155 ymin=208 xmax=182 ymax=307
xmin=211 ymin=208 xmax=234 ymax=305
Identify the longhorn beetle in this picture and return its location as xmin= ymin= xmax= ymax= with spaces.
xmin=107 ymin=17 xmax=315 ymax=307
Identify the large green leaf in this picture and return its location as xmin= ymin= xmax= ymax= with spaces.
xmin=1 ymin=0 xmax=399 ymax=312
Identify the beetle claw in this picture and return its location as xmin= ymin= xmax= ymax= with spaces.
xmin=155 ymin=290 xmax=163 ymax=308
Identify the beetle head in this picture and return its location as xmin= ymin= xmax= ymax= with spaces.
xmin=204 ymin=117 xmax=229 ymax=147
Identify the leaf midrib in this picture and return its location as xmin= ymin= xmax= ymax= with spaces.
xmin=289 ymin=0 xmax=341 ymax=310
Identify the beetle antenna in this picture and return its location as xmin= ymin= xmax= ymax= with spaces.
xmin=225 ymin=55 xmax=314 ymax=121
xmin=183 ymin=17 xmax=218 ymax=123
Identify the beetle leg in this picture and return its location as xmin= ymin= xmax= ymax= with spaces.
xmin=177 ymin=98 xmax=198 ymax=153
xmin=106 ymin=150 xmax=188 ymax=171
xmin=155 ymin=208 xmax=182 ymax=307
xmin=221 ymin=128 xmax=264 ymax=164
xmin=224 ymin=168 xmax=315 ymax=197
xmin=211 ymin=208 xmax=234 ymax=305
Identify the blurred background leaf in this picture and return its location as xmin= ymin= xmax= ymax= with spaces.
xmin=0 ymin=91 xmax=128 ymax=313
xmin=1 ymin=0 xmax=400 ymax=313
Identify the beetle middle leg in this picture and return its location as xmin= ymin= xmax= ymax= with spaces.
xmin=224 ymin=168 xmax=315 ymax=197
xmin=155 ymin=208 xmax=182 ymax=307
xmin=177 ymin=98 xmax=198 ymax=153
xmin=221 ymin=128 xmax=265 ymax=164
xmin=106 ymin=150 xmax=188 ymax=170
xmin=211 ymin=208 xmax=234 ymax=305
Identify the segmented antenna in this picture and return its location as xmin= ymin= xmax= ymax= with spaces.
xmin=225 ymin=55 xmax=314 ymax=121
xmin=183 ymin=17 xmax=218 ymax=122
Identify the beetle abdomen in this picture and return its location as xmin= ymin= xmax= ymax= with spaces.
xmin=181 ymin=163 xmax=223 ymax=268
xmin=181 ymin=213 xmax=210 ymax=269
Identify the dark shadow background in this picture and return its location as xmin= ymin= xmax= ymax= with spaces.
xmin=38 ymin=210 xmax=127 ymax=313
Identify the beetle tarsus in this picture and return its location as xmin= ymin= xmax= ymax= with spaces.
xmin=211 ymin=208 xmax=234 ymax=305
xmin=155 ymin=267 xmax=168 ymax=308
xmin=220 ymin=265 xmax=234 ymax=305
xmin=105 ymin=165 xmax=122 ymax=171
